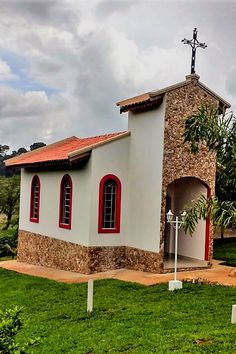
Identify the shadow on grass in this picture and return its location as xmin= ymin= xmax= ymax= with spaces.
xmin=213 ymin=237 xmax=236 ymax=267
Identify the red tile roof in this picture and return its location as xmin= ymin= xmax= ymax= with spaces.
xmin=5 ymin=132 xmax=129 ymax=167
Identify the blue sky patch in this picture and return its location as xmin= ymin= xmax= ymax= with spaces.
xmin=0 ymin=50 xmax=59 ymax=96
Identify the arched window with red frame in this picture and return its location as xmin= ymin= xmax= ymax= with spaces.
xmin=98 ymin=174 xmax=121 ymax=233
xmin=30 ymin=175 xmax=40 ymax=223
xmin=59 ymin=174 xmax=72 ymax=229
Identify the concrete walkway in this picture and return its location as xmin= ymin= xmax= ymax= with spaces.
xmin=0 ymin=259 xmax=236 ymax=286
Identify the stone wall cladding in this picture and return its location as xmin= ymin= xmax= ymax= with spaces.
xmin=17 ymin=230 xmax=163 ymax=274
xmin=125 ymin=246 xmax=163 ymax=273
xmin=18 ymin=230 xmax=90 ymax=273
xmin=88 ymin=246 xmax=126 ymax=273
xmin=160 ymin=76 xmax=218 ymax=265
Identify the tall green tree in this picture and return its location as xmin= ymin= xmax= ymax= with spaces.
xmin=0 ymin=176 xmax=20 ymax=230
xmin=182 ymin=104 xmax=236 ymax=237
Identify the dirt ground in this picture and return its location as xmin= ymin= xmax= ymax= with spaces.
xmin=1 ymin=259 xmax=236 ymax=287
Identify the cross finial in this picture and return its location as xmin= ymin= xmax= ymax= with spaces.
xmin=182 ymin=28 xmax=207 ymax=74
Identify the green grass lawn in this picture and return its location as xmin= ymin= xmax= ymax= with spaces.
xmin=213 ymin=237 xmax=236 ymax=266
xmin=0 ymin=269 xmax=236 ymax=353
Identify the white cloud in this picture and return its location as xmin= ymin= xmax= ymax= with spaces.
xmin=0 ymin=0 xmax=234 ymax=150
xmin=0 ymin=84 xmax=73 ymax=147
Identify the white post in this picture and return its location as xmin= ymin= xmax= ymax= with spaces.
xmin=87 ymin=279 xmax=94 ymax=313
xmin=174 ymin=216 xmax=178 ymax=281
xmin=231 ymin=305 xmax=236 ymax=323
xmin=168 ymin=215 xmax=183 ymax=291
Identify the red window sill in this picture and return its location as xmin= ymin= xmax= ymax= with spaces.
xmin=59 ymin=223 xmax=71 ymax=230
xmin=30 ymin=217 xmax=39 ymax=223
xmin=98 ymin=228 xmax=120 ymax=234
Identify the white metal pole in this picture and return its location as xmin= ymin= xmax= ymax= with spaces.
xmin=87 ymin=279 xmax=94 ymax=313
xmin=174 ymin=216 xmax=178 ymax=281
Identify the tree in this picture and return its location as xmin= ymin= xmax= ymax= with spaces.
xmin=182 ymin=104 xmax=236 ymax=237
xmin=17 ymin=147 xmax=27 ymax=154
xmin=30 ymin=142 xmax=46 ymax=151
xmin=0 ymin=142 xmax=46 ymax=177
xmin=0 ymin=144 xmax=9 ymax=156
xmin=0 ymin=176 xmax=20 ymax=229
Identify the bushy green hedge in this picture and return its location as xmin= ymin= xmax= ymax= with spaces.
xmin=0 ymin=307 xmax=39 ymax=353
xmin=0 ymin=230 xmax=18 ymax=258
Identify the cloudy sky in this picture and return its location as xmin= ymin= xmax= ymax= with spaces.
xmin=0 ymin=0 xmax=235 ymax=149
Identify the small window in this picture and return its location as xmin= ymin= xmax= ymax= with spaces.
xmin=59 ymin=175 xmax=72 ymax=229
xmin=98 ymin=174 xmax=121 ymax=233
xmin=30 ymin=175 xmax=40 ymax=223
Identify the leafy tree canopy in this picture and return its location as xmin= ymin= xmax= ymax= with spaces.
xmin=30 ymin=142 xmax=46 ymax=151
xmin=0 ymin=176 xmax=20 ymax=229
xmin=182 ymin=104 xmax=236 ymax=237
xmin=0 ymin=144 xmax=9 ymax=155
xmin=183 ymin=104 xmax=236 ymax=202
xmin=0 ymin=141 xmax=46 ymax=177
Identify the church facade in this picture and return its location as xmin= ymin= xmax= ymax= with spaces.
xmin=6 ymin=74 xmax=230 ymax=274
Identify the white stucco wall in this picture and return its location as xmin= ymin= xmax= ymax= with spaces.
xmin=19 ymin=100 xmax=166 ymax=252
xmin=88 ymin=136 xmax=129 ymax=247
xmin=125 ymin=100 xmax=166 ymax=252
xmin=19 ymin=162 xmax=92 ymax=246
xmin=166 ymin=178 xmax=207 ymax=260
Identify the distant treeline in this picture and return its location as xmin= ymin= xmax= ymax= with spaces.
xmin=0 ymin=142 xmax=46 ymax=177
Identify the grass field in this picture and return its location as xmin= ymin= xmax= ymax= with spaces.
xmin=0 ymin=268 xmax=236 ymax=353
xmin=213 ymin=237 xmax=236 ymax=266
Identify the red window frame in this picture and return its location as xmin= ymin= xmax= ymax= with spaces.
xmin=98 ymin=174 xmax=121 ymax=233
xmin=59 ymin=174 xmax=73 ymax=229
xmin=205 ymin=186 xmax=211 ymax=261
xmin=30 ymin=175 xmax=40 ymax=223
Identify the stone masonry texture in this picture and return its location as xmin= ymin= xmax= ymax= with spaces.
xmin=159 ymin=75 xmax=218 ymax=269
xmin=18 ymin=230 xmax=163 ymax=274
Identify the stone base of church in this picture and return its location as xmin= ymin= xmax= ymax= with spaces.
xmin=17 ymin=230 xmax=163 ymax=274
xmin=126 ymin=246 xmax=163 ymax=273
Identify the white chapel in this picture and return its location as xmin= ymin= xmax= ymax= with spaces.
xmin=6 ymin=73 xmax=230 ymax=274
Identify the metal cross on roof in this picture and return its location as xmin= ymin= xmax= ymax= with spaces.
xmin=182 ymin=28 xmax=207 ymax=74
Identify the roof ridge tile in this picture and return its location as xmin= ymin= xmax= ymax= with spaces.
xmin=78 ymin=131 xmax=127 ymax=140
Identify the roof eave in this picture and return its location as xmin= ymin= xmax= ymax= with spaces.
xmin=120 ymin=96 xmax=163 ymax=114
xmin=6 ymin=152 xmax=91 ymax=169
xmin=4 ymin=136 xmax=80 ymax=168
xmin=5 ymin=159 xmax=69 ymax=169
xmin=116 ymin=80 xmax=189 ymax=113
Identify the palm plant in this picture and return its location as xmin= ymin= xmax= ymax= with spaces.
xmin=183 ymin=194 xmax=236 ymax=238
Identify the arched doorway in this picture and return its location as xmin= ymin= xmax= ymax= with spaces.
xmin=164 ymin=177 xmax=210 ymax=270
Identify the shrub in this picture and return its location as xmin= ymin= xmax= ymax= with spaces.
xmin=0 ymin=230 xmax=18 ymax=258
xmin=0 ymin=307 xmax=39 ymax=353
